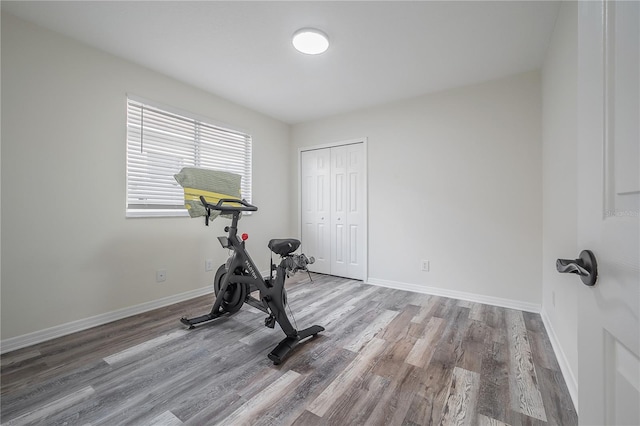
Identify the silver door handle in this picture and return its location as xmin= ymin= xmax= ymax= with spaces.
xmin=556 ymin=250 xmax=598 ymax=286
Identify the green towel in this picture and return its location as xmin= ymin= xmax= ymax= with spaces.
xmin=174 ymin=167 xmax=242 ymax=219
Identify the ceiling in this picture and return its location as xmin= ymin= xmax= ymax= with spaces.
xmin=2 ymin=1 xmax=560 ymax=124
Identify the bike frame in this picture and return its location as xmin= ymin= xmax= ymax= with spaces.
xmin=213 ymin=209 xmax=298 ymax=337
xmin=180 ymin=196 xmax=324 ymax=365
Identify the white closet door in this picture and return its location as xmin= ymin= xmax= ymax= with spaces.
xmin=345 ymin=143 xmax=365 ymax=280
xmin=301 ymin=149 xmax=331 ymax=274
xmin=330 ymin=146 xmax=348 ymax=278
xmin=301 ymin=142 xmax=365 ymax=280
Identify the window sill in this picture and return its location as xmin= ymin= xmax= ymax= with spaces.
xmin=126 ymin=209 xmax=190 ymax=218
xmin=126 ymin=209 xmax=253 ymax=219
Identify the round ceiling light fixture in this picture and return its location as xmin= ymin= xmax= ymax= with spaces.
xmin=292 ymin=28 xmax=329 ymax=55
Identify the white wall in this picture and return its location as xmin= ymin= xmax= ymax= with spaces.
xmin=541 ymin=1 xmax=579 ymax=404
xmin=1 ymin=14 xmax=291 ymax=341
xmin=292 ymin=71 xmax=542 ymax=307
xmin=1 ymin=11 xmax=558 ymax=353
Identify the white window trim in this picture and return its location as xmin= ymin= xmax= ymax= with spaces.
xmin=126 ymin=209 xmax=190 ymax=219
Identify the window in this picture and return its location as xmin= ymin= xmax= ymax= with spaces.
xmin=126 ymin=97 xmax=252 ymax=217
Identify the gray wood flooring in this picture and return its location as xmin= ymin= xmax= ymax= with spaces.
xmin=1 ymin=274 xmax=577 ymax=425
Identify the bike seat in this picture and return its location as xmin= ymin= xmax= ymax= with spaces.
xmin=268 ymin=239 xmax=300 ymax=256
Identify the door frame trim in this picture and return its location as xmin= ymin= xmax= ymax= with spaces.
xmin=298 ymin=138 xmax=368 ymax=282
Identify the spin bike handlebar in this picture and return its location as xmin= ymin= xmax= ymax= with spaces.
xmin=200 ymin=196 xmax=258 ymax=212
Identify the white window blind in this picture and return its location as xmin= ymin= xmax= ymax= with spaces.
xmin=126 ymin=98 xmax=252 ymax=217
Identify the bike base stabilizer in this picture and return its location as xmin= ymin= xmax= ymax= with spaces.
xmin=268 ymin=325 xmax=325 ymax=365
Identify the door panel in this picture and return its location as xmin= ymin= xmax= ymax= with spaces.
xmin=577 ymin=2 xmax=639 ymax=424
xmin=331 ymin=145 xmax=348 ymax=277
xmin=345 ymin=144 xmax=364 ymax=279
xmin=350 ymin=225 xmax=358 ymax=265
xmin=301 ymin=149 xmax=330 ymax=274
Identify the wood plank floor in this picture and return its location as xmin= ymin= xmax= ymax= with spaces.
xmin=1 ymin=274 xmax=577 ymax=425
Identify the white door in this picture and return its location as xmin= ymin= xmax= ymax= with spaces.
xmin=330 ymin=144 xmax=365 ymax=279
xmin=301 ymin=142 xmax=365 ymax=280
xmin=330 ymin=145 xmax=348 ymax=278
xmin=577 ymin=2 xmax=639 ymax=424
xmin=345 ymin=144 xmax=365 ymax=279
xmin=301 ymin=149 xmax=331 ymax=274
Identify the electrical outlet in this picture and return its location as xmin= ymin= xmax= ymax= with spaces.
xmin=205 ymin=259 xmax=213 ymax=272
xmin=421 ymin=260 xmax=430 ymax=272
xmin=156 ymin=269 xmax=167 ymax=283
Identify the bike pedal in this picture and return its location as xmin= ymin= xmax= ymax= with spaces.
xmin=264 ymin=316 xmax=276 ymax=328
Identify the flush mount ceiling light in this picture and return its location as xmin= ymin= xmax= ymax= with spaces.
xmin=292 ymin=28 xmax=329 ymax=55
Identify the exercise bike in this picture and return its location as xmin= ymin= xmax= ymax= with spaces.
xmin=180 ymin=196 xmax=324 ymax=365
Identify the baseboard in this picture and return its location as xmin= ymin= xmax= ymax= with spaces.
xmin=540 ymin=307 xmax=579 ymax=413
xmin=0 ymin=286 xmax=214 ymax=355
xmin=366 ymin=278 xmax=541 ymax=313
